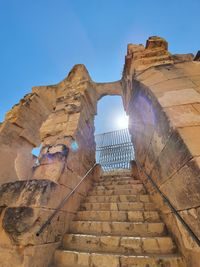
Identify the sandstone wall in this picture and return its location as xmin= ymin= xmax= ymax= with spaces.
xmin=0 ymin=63 xmax=121 ymax=266
xmin=123 ymin=36 xmax=200 ymax=267
xmin=0 ymin=164 xmax=102 ymax=267
xmin=1 ymin=34 xmax=199 ymax=267
xmin=0 ymin=89 xmax=55 ymax=183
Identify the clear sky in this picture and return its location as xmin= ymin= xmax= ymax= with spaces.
xmin=0 ymin=0 xmax=200 ymax=134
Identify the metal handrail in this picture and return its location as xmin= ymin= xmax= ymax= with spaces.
xmin=137 ymin=160 xmax=200 ymax=247
xmin=36 ymin=162 xmax=97 ymax=236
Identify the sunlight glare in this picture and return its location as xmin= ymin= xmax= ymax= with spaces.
xmin=116 ymin=115 xmax=129 ymax=129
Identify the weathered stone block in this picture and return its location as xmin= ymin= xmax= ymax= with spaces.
xmin=121 ymin=237 xmax=142 ymax=253
xmin=77 ymin=252 xmax=90 ymax=266
xmin=54 ymin=250 xmax=77 ymax=266
xmin=33 ymin=161 xmax=65 ymax=181
xmin=5 ymin=93 xmax=50 ymax=146
xmin=91 ymin=253 xmax=120 ymax=267
xmin=158 ymin=88 xmax=200 ymax=108
xmin=150 ymin=130 xmax=192 ymax=186
xmin=146 ymin=36 xmax=168 ymax=50
xmin=178 ymin=126 xmax=200 ymax=157
xmin=164 ymin=104 xmax=200 ymax=127
xmin=0 ymin=179 xmax=73 ymax=212
xmin=160 ymin=157 xmax=200 ymax=210
xmin=0 ymin=205 xmax=67 ymax=246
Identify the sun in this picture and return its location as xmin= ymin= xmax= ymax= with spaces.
xmin=116 ymin=115 xmax=129 ymax=129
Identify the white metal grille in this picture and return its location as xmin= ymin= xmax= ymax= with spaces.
xmin=95 ymin=128 xmax=134 ymax=171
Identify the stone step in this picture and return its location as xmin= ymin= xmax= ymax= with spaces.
xmin=54 ymin=250 xmax=185 ymax=267
xmin=99 ymin=176 xmax=137 ymax=182
xmin=74 ymin=210 xmax=161 ymax=222
xmin=99 ymin=176 xmax=140 ymax=181
xmin=80 ymin=202 xmax=156 ymax=211
xmin=89 ymin=187 xmax=146 ymax=196
xmin=85 ymin=194 xmax=150 ymax=203
xmin=70 ymin=221 xmax=166 ymax=236
xmin=101 ymin=172 xmax=132 ymax=178
xmin=63 ymin=234 xmax=176 ymax=254
xmin=93 ymin=183 xmax=145 ymax=191
xmin=95 ymin=179 xmax=142 ymax=186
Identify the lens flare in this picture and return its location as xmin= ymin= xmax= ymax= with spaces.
xmin=71 ymin=141 xmax=79 ymax=152
xmin=116 ymin=115 xmax=129 ymax=129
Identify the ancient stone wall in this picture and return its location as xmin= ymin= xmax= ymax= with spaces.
xmin=123 ymin=36 xmax=200 ymax=267
xmin=0 ymin=90 xmax=54 ymax=183
xmin=1 ymin=35 xmax=199 ymax=267
xmin=0 ymin=164 xmax=102 ymax=267
xmin=0 ymin=63 xmax=121 ymax=266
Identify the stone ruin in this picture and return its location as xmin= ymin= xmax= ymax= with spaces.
xmin=0 ymin=36 xmax=199 ymax=267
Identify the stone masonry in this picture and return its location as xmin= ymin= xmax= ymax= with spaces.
xmin=122 ymin=36 xmax=200 ymax=267
xmin=53 ymin=170 xmax=186 ymax=267
xmin=0 ymin=36 xmax=199 ymax=267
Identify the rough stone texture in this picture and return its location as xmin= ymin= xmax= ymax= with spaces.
xmin=0 ymin=164 xmax=101 ymax=266
xmin=0 ymin=35 xmax=199 ymax=267
xmin=0 ymin=62 xmax=119 ymax=265
xmin=122 ymin=36 xmax=200 ymax=267
xmin=0 ymin=92 xmax=52 ymax=183
xmin=53 ymin=172 xmax=185 ymax=267
xmin=0 ymin=64 xmax=122 ymax=185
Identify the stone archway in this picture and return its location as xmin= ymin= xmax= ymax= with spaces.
xmin=0 ymin=89 xmax=56 ymax=183
xmin=0 ymin=36 xmax=199 ymax=267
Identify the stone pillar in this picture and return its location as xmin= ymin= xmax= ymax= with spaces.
xmin=32 ymin=65 xmax=97 ymax=187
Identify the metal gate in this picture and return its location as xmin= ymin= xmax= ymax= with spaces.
xmin=95 ymin=128 xmax=134 ymax=172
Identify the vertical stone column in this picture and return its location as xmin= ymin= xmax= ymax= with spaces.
xmin=33 ymin=65 xmax=97 ymax=188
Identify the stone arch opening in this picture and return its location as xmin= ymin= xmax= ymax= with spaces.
xmin=0 ymin=89 xmax=56 ymax=184
xmin=94 ymin=95 xmax=134 ymax=171
xmin=94 ymin=95 xmax=128 ymax=134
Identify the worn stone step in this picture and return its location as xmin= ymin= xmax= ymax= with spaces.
xmin=89 ymin=187 xmax=146 ymax=196
xmin=101 ymin=172 xmax=132 ymax=178
xmin=95 ymin=179 xmax=142 ymax=186
xmin=93 ymin=183 xmax=145 ymax=191
xmin=74 ymin=210 xmax=161 ymax=222
xmin=63 ymin=234 xmax=176 ymax=254
xmin=54 ymin=250 xmax=185 ymax=267
xmin=98 ymin=178 xmax=138 ymax=183
xmin=94 ymin=181 xmax=142 ymax=187
xmin=70 ymin=221 xmax=166 ymax=236
xmin=80 ymin=202 xmax=156 ymax=211
xmin=85 ymin=194 xmax=150 ymax=203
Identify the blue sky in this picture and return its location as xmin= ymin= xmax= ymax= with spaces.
xmin=0 ymin=0 xmax=200 ymax=134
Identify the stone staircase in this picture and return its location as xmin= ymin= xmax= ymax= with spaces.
xmin=53 ymin=172 xmax=185 ymax=267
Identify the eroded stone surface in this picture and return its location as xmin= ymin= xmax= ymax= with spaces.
xmin=0 ymin=35 xmax=199 ymax=267
xmin=53 ymin=172 xmax=185 ymax=267
xmin=122 ymin=36 xmax=200 ymax=267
